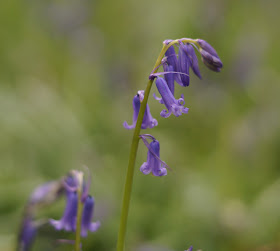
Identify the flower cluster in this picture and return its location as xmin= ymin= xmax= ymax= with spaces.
xmin=18 ymin=170 xmax=100 ymax=251
xmin=123 ymin=38 xmax=222 ymax=177
xmin=50 ymin=171 xmax=100 ymax=237
xmin=152 ymin=39 xmax=222 ymax=118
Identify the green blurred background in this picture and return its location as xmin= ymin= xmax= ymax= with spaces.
xmin=1 ymin=0 xmax=280 ymax=250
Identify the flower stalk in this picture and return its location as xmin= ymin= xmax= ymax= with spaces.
xmin=116 ymin=38 xmax=199 ymax=251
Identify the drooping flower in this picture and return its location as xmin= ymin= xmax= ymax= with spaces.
xmin=123 ymin=91 xmax=158 ymax=129
xmin=81 ymin=196 xmax=101 ymax=237
xmin=49 ymin=170 xmax=101 ymax=237
xmin=153 ymin=64 xmax=175 ymax=104
xmin=49 ymin=192 xmax=78 ymax=231
xmin=196 ymin=39 xmax=223 ymax=72
xmin=163 ymin=64 xmax=175 ymax=95
xmin=139 ymin=134 xmax=168 ymax=176
xmin=155 ymin=77 xmax=189 ymax=118
xmin=178 ymin=44 xmax=190 ymax=86
xmin=164 ymin=44 xmax=183 ymax=86
xmin=18 ymin=217 xmax=37 ymax=251
xmin=181 ymin=43 xmax=202 ymax=79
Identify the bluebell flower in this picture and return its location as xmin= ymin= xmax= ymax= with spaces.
xmin=165 ymin=45 xmax=183 ymax=86
xmin=153 ymin=64 xmax=175 ymax=104
xmin=185 ymin=246 xmax=193 ymax=251
xmin=163 ymin=64 xmax=175 ymax=95
xmin=196 ymin=39 xmax=223 ymax=72
xmin=178 ymin=44 xmax=190 ymax=86
xmin=140 ymin=134 xmax=168 ymax=176
xmin=50 ymin=192 xmax=78 ymax=231
xmin=181 ymin=43 xmax=202 ymax=79
xmin=123 ymin=91 xmax=158 ymax=129
xmin=155 ymin=77 xmax=189 ymax=118
xmin=18 ymin=217 xmax=37 ymax=251
xmin=81 ymin=196 xmax=101 ymax=237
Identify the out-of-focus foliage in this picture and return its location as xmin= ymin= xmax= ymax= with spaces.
xmin=0 ymin=0 xmax=280 ymax=250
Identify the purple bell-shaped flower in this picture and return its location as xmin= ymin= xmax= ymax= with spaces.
xmin=140 ymin=134 xmax=168 ymax=177
xmin=155 ymin=77 xmax=189 ymax=118
xmin=182 ymin=43 xmax=202 ymax=79
xmin=49 ymin=192 xmax=78 ymax=231
xmin=81 ymin=196 xmax=101 ymax=237
xmin=178 ymin=44 xmax=190 ymax=87
xmin=153 ymin=64 xmax=175 ymax=104
xmin=165 ymin=45 xmax=183 ymax=86
xmin=18 ymin=217 xmax=37 ymax=251
xmin=123 ymin=91 xmax=158 ymax=129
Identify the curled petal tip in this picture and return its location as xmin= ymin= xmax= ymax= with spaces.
xmin=160 ymin=109 xmax=171 ymax=118
xmin=89 ymin=221 xmax=101 ymax=232
xmin=123 ymin=121 xmax=135 ymax=130
xmin=140 ymin=162 xmax=152 ymax=175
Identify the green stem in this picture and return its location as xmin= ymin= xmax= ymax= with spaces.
xmin=116 ymin=38 xmax=198 ymax=251
xmin=75 ymin=173 xmax=84 ymax=251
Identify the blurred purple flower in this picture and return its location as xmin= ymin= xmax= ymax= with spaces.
xmin=81 ymin=196 xmax=101 ymax=237
xmin=140 ymin=134 xmax=168 ymax=176
xmin=155 ymin=77 xmax=189 ymax=118
xmin=185 ymin=246 xmax=193 ymax=251
xmin=50 ymin=192 xmax=78 ymax=231
xmin=18 ymin=217 xmax=37 ymax=251
xmin=29 ymin=181 xmax=62 ymax=206
xmin=123 ymin=91 xmax=158 ymax=129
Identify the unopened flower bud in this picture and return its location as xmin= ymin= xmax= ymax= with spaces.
xmin=200 ymin=49 xmax=223 ymax=72
xmin=197 ymin=39 xmax=223 ymax=72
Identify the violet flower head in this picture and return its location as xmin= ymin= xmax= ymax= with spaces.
xmin=155 ymin=77 xmax=189 ymax=118
xmin=81 ymin=196 xmax=101 ymax=237
xmin=140 ymin=134 xmax=168 ymax=177
xmin=18 ymin=217 xmax=37 ymax=251
xmin=185 ymin=246 xmax=193 ymax=251
xmin=123 ymin=90 xmax=158 ymax=130
xmin=50 ymin=191 xmax=78 ymax=232
xmin=197 ymin=39 xmax=223 ymax=72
